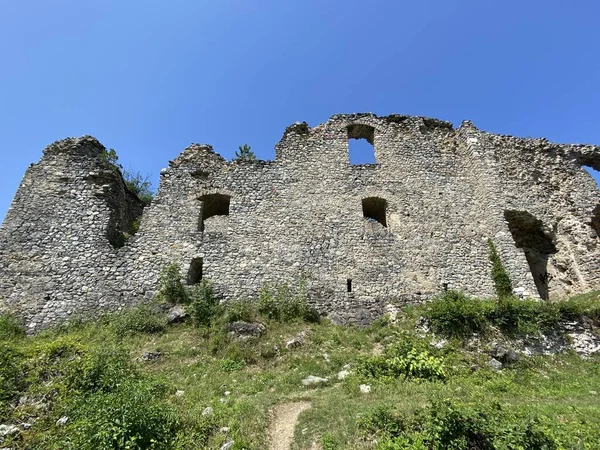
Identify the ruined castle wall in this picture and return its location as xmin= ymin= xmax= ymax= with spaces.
xmin=0 ymin=137 xmax=144 ymax=331
xmin=1 ymin=114 xmax=599 ymax=331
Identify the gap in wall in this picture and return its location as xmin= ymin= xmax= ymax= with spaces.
xmin=583 ymin=166 xmax=600 ymax=187
xmin=187 ymin=258 xmax=203 ymax=284
xmin=199 ymin=193 xmax=230 ymax=231
xmin=504 ymin=210 xmax=557 ymax=300
xmin=362 ymin=197 xmax=387 ymax=227
xmin=348 ymin=124 xmax=376 ymax=164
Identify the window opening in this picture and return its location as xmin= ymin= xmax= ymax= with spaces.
xmin=347 ymin=279 xmax=352 ymax=293
xmin=198 ymin=193 xmax=230 ymax=231
xmin=583 ymin=165 xmax=600 ymax=188
xmin=348 ymin=124 xmax=376 ymax=164
xmin=187 ymin=258 xmax=203 ymax=285
xmin=362 ymin=197 xmax=387 ymax=227
xmin=504 ymin=210 xmax=557 ymax=300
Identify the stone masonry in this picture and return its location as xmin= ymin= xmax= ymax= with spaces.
xmin=1 ymin=113 xmax=599 ymax=332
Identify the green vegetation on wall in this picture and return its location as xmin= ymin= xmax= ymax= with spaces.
xmin=487 ymin=239 xmax=513 ymax=298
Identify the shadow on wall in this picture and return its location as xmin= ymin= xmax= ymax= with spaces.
xmin=504 ymin=210 xmax=557 ymax=300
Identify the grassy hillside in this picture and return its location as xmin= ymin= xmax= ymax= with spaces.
xmin=1 ymin=288 xmax=600 ymax=449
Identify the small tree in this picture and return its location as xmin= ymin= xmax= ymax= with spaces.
xmin=100 ymin=148 xmax=121 ymax=169
xmin=156 ymin=263 xmax=187 ymax=304
xmin=99 ymin=149 xmax=154 ymax=205
xmin=488 ymin=239 xmax=513 ymax=298
xmin=233 ymin=144 xmax=256 ymax=161
xmin=123 ymin=169 xmax=154 ymax=205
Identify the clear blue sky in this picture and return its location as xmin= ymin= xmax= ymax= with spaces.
xmin=1 ymin=0 xmax=599 ymax=221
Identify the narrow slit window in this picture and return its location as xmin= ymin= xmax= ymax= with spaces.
xmin=187 ymin=258 xmax=203 ymax=285
xmin=348 ymin=124 xmax=376 ymax=164
xmin=362 ymin=197 xmax=387 ymax=227
xmin=198 ymin=193 xmax=230 ymax=231
xmin=347 ymin=279 xmax=352 ymax=293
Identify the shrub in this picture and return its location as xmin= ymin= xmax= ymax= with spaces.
xmin=123 ymin=169 xmax=154 ymax=205
xmin=233 ymin=143 xmax=257 ymax=161
xmin=157 ymin=263 xmax=187 ymax=304
xmin=258 ymin=282 xmax=319 ymax=323
xmin=223 ymin=300 xmax=257 ymax=323
xmin=188 ymin=280 xmax=219 ymax=327
xmin=0 ymin=314 xmax=25 ymax=341
xmin=425 ymin=291 xmax=494 ymax=338
xmin=356 ymin=341 xmax=445 ymax=381
xmin=556 ymin=291 xmax=600 ymax=325
xmin=219 ymin=358 xmax=245 ymax=372
xmin=361 ymin=400 xmax=560 ymax=450
xmin=50 ymin=379 xmax=179 ymax=450
xmin=492 ymin=296 xmax=560 ymax=335
xmin=111 ymin=304 xmax=167 ymax=337
xmin=0 ymin=343 xmax=26 ymax=413
xmin=66 ymin=345 xmax=137 ymax=393
xmin=488 ymin=239 xmax=513 ymax=298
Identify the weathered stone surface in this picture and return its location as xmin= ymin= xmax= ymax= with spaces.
xmin=0 ymin=114 xmax=599 ymax=331
xmin=488 ymin=358 xmax=503 ymax=371
xmin=227 ymin=321 xmax=266 ymax=339
xmin=166 ymin=305 xmax=188 ymax=323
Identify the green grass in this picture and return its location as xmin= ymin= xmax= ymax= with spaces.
xmin=0 ymin=292 xmax=599 ymax=449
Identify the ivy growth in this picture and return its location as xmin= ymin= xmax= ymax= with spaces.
xmin=487 ymin=239 xmax=513 ymax=298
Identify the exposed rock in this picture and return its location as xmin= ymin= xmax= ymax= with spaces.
xmin=285 ymin=331 xmax=307 ymax=349
xmin=167 ymin=305 xmax=188 ymax=323
xmin=302 ymin=375 xmax=329 ymax=386
xmin=220 ymin=440 xmax=234 ymax=450
xmin=227 ymin=321 xmax=266 ymax=340
xmin=490 ymin=344 xmax=520 ymax=364
xmin=139 ymin=351 xmax=161 ymax=362
xmin=488 ymin=358 xmax=503 ymax=371
xmin=337 ymin=369 xmax=350 ymax=380
xmin=175 ymin=390 xmax=185 ymax=397
xmin=431 ymin=338 xmax=447 ymax=349
xmin=202 ymin=407 xmax=214 ymax=416
xmin=55 ymin=416 xmax=69 ymax=427
xmin=0 ymin=424 xmax=19 ymax=440
xmin=359 ymin=384 xmax=372 ymax=394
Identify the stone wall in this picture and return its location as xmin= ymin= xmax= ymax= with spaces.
xmin=1 ymin=114 xmax=599 ymax=331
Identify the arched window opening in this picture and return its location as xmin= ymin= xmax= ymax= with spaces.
xmin=362 ymin=197 xmax=387 ymax=227
xmin=504 ymin=210 xmax=557 ymax=300
xmin=198 ymin=193 xmax=230 ymax=231
xmin=348 ymin=124 xmax=376 ymax=164
xmin=187 ymin=258 xmax=203 ymax=285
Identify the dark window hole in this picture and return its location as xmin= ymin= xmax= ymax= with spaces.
xmin=187 ymin=258 xmax=203 ymax=285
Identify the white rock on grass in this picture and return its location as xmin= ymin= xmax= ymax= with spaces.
xmin=220 ymin=440 xmax=234 ymax=450
xmin=55 ymin=416 xmax=69 ymax=427
xmin=0 ymin=424 xmax=19 ymax=438
xmin=359 ymin=384 xmax=371 ymax=394
xmin=337 ymin=369 xmax=350 ymax=380
xmin=488 ymin=358 xmax=503 ymax=371
xmin=202 ymin=407 xmax=214 ymax=416
xmin=302 ymin=375 xmax=329 ymax=386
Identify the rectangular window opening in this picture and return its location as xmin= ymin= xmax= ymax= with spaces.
xmin=347 ymin=279 xmax=352 ymax=293
xmin=187 ymin=258 xmax=203 ymax=285
xmin=348 ymin=124 xmax=376 ymax=165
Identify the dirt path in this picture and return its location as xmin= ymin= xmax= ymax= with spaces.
xmin=269 ymin=401 xmax=312 ymax=450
